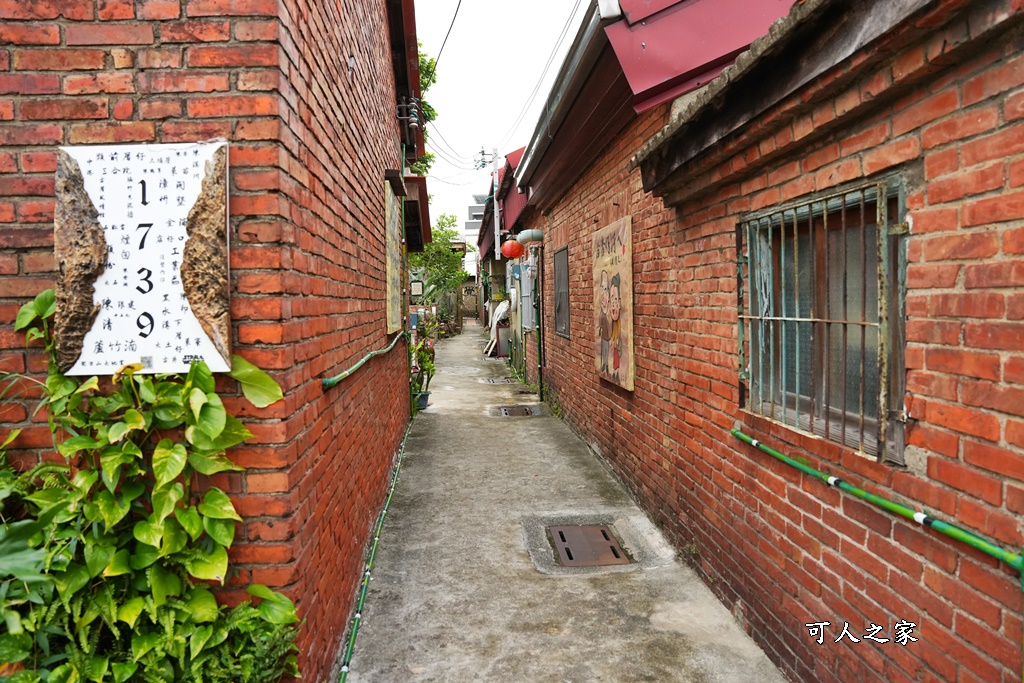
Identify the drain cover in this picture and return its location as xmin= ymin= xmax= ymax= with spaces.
xmin=499 ymin=405 xmax=536 ymax=417
xmin=548 ymin=525 xmax=631 ymax=567
xmin=479 ymin=377 xmax=515 ymax=384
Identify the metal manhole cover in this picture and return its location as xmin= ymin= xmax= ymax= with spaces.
xmin=498 ymin=405 xmax=537 ymax=417
xmin=547 ymin=525 xmax=631 ymax=567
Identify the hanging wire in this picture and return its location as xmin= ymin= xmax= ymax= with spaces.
xmin=497 ymin=0 xmax=583 ymax=150
xmin=426 ymin=141 xmax=479 ymax=171
xmin=422 ymin=0 xmax=461 ymax=86
xmin=426 ymin=120 xmax=475 ymax=163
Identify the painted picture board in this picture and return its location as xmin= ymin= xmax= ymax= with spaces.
xmin=593 ymin=216 xmax=634 ymax=391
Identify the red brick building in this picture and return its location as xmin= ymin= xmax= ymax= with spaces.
xmin=512 ymin=0 xmax=1024 ymax=680
xmin=0 ymin=0 xmax=428 ymax=679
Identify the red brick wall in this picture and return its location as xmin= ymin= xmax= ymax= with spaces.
xmin=0 ymin=1 xmax=410 ymax=680
xmin=529 ymin=2 xmax=1024 ymax=681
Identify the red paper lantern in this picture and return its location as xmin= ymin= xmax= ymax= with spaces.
xmin=500 ymin=240 xmax=525 ymax=259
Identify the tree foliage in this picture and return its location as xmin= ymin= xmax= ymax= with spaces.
xmin=409 ymin=214 xmax=470 ymax=307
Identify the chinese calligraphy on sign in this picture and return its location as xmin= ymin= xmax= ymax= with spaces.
xmin=805 ymin=619 xmax=918 ymax=646
xmin=593 ymin=216 xmax=634 ymax=391
xmin=53 ymin=140 xmax=230 ymax=375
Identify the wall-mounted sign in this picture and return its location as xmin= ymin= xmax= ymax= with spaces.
xmin=385 ymin=182 xmax=403 ymax=334
xmin=53 ymin=140 xmax=231 ymax=375
xmin=593 ymin=216 xmax=634 ymax=391
xmin=410 ymin=280 xmax=424 ymax=297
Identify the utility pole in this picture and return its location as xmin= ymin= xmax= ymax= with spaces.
xmin=492 ymin=147 xmax=502 ymax=262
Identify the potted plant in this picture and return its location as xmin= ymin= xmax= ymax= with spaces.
xmin=411 ymin=340 xmax=435 ymax=410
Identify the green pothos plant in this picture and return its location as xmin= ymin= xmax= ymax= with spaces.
xmin=0 ymin=290 xmax=300 ymax=683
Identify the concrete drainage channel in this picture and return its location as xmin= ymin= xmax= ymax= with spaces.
xmin=522 ymin=511 xmax=676 ymax=575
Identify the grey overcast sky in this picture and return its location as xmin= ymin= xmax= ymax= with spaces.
xmin=414 ymin=0 xmax=590 ymax=230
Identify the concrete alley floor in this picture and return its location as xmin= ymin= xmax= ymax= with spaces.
xmin=346 ymin=320 xmax=788 ymax=683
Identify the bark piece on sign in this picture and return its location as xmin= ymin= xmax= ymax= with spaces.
xmin=181 ymin=144 xmax=231 ymax=366
xmin=54 ymin=150 xmax=107 ymax=373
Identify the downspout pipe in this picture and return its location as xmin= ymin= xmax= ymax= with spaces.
xmin=731 ymin=428 xmax=1024 ymax=572
xmin=321 ymin=332 xmax=408 ymax=391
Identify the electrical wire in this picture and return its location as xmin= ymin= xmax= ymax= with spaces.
xmin=426 ymin=120 xmax=475 ymax=163
xmin=426 ymin=141 xmax=478 ymax=171
xmin=497 ymin=0 xmax=583 ymax=151
xmin=422 ymin=0 xmax=461 ymax=86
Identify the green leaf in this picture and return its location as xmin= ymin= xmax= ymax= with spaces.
xmin=102 ymin=549 xmax=132 ymax=577
xmin=150 ymin=563 xmax=181 ymax=607
xmin=187 ymin=414 xmax=253 ymax=453
xmin=248 ymin=584 xmax=299 ymax=624
xmin=0 ymin=632 xmax=32 ymax=663
xmin=129 ymin=542 xmax=158 ymax=570
xmin=46 ymin=374 xmax=78 ymax=402
xmin=151 ymin=483 xmax=184 ymax=524
xmin=48 ymin=664 xmax=80 ymax=683
xmin=159 ymin=517 xmax=187 ymax=558
xmin=118 ymin=597 xmax=145 ymax=628
xmin=132 ymin=519 xmax=162 ymax=548
xmin=188 ymin=451 xmax=244 ymax=476
xmin=174 ymin=506 xmax=203 ymax=542
xmin=33 ymin=288 xmax=56 ymax=318
xmin=136 ymin=377 xmax=157 ymax=404
xmin=186 ymin=544 xmax=227 ymax=583
xmin=94 ymin=489 xmax=133 ymax=532
xmin=186 ymin=586 xmax=220 ymax=623
xmin=229 ymin=355 xmax=283 ymax=408
xmin=131 ymin=631 xmax=162 ymax=661
xmin=107 ymin=423 xmax=129 ymax=446
xmin=14 ymin=301 xmax=39 ymax=332
xmin=0 ymin=518 xmax=50 ymax=581
xmin=71 ymin=469 xmax=98 ymax=495
xmin=72 ymin=377 xmax=99 ymax=395
xmin=202 ymin=516 xmax=235 ymax=547
xmin=99 ymin=448 xmax=126 ymax=491
xmin=57 ymin=434 xmax=100 ymax=457
xmin=188 ymin=387 xmax=208 ymax=422
xmin=188 ymin=361 xmax=216 ymax=394
xmin=4 ymin=609 xmax=23 ymax=635
xmin=124 ymin=408 xmax=146 ymax=429
xmin=152 ymin=438 xmax=187 ymax=488
xmin=189 ymin=625 xmax=214 ymax=660
xmin=54 ymin=563 xmax=90 ymax=603
xmin=86 ymin=656 xmax=109 ymax=683
xmin=1 ymin=428 xmax=20 ymax=450
xmin=111 ymin=662 xmax=138 ymax=683
xmin=198 ymin=488 xmax=241 ymax=522
xmin=84 ymin=542 xmax=115 ymax=578
xmin=196 ymin=393 xmax=226 ymax=438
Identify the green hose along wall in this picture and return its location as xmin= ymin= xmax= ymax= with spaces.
xmin=732 ymin=428 xmax=1024 ymax=682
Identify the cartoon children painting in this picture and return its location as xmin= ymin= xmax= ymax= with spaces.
xmin=609 ymin=273 xmax=622 ymax=380
xmin=599 ymin=270 xmax=611 ymax=373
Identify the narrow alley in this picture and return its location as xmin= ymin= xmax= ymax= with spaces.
xmin=346 ymin=321 xmax=787 ymax=682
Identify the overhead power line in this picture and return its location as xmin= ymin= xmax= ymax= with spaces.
xmin=422 ymin=0 xmax=462 ymax=86
xmin=497 ymin=0 xmax=582 ymax=151
xmin=426 ymin=121 xmax=474 ymax=163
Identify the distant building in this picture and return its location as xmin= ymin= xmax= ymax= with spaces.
xmin=463 ymin=194 xmax=486 ymax=278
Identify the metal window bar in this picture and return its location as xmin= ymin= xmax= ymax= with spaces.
xmin=738 ymin=182 xmax=895 ymax=460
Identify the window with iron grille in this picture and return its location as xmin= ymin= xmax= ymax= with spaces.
xmin=737 ymin=180 xmax=906 ymax=463
xmin=554 ymin=247 xmax=570 ymax=338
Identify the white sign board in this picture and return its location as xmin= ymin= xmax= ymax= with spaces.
xmin=58 ymin=141 xmax=230 ymax=375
